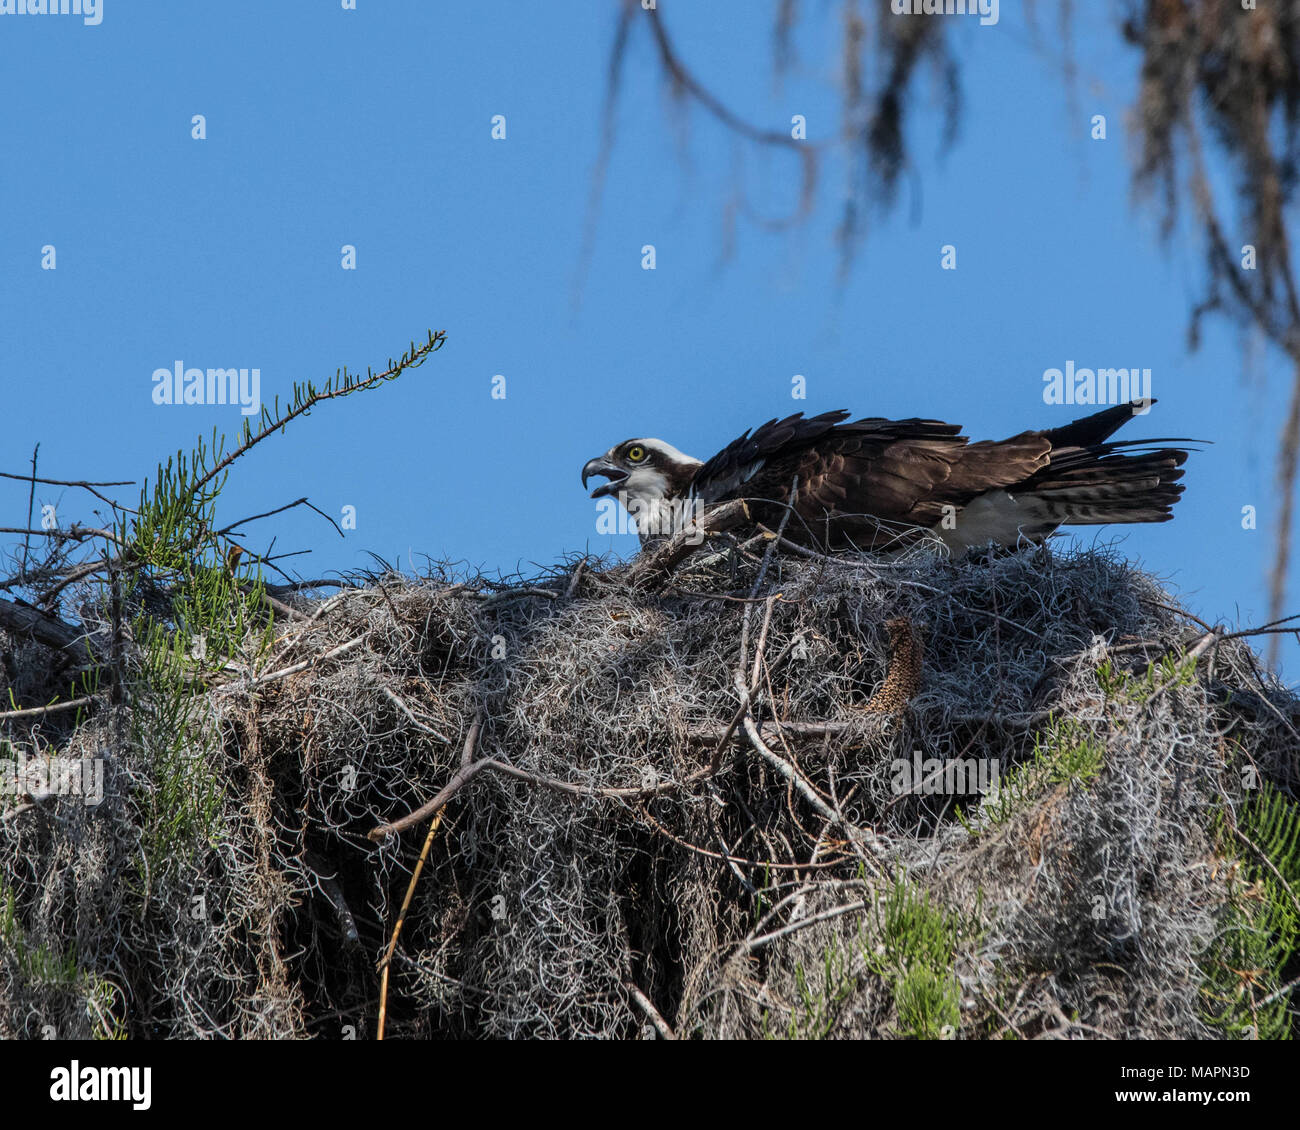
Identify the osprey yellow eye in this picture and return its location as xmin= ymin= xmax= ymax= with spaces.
xmin=627 ymin=445 xmax=647 ymax=463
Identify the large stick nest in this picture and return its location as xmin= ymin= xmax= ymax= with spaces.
xmin=1 ymin=539 xmax=1297 ymax=1039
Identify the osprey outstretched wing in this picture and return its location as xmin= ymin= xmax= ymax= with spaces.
xmin=581 ymin=400 xmax=1196 ymax=552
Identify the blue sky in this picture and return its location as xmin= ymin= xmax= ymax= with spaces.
xmin=1 ymin=1 xmax=1295 ymax=680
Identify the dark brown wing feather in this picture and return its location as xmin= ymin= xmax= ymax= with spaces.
xmin=691 ymin=414 xmax=969 ymax=550
xmin=686 ymin=401 xmax=1199 ymax=551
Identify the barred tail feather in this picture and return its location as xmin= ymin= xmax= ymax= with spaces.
xmin=1024 ymin=448 xmax=1188 ymax=525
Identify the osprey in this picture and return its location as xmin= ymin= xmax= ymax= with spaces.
xmin=581 ymin=400 xmax=1196 ymax=553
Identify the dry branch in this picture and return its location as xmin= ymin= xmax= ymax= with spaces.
xmin=625 ymin=499 xmax=748 ymax=589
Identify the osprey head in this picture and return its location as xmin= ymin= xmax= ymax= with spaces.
xmin=581 ymin=438 xmax=702 ymax=519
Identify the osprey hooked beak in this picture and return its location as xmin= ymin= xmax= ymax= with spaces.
xmin=582 ymin=454 xmax=628 ymax=499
